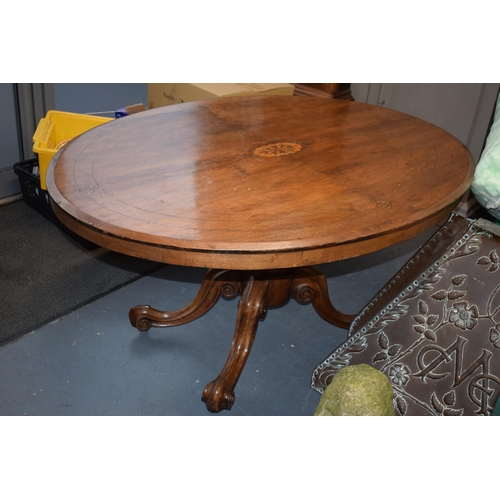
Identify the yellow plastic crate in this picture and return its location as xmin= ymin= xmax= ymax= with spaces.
xmin=33 ymin=110 xmax=113 ymax=189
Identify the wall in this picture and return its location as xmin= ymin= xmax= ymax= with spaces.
xmin=53 ymin=84 xmax=147 ymax=116
xmin=351 ymin=83 xmax=500 ymax=164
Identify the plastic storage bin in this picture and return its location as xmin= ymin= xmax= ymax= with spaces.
xmin=32 ymin=110 xmax=112 ymax=189
xmin=13 ymin=158 xmax=98 ymax=249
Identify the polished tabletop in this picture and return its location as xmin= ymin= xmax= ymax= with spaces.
xmin=47 ymin=96 xmax=475 ymax=270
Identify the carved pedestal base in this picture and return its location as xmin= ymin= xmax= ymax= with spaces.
xmin=129 ymin=266 xmax=355 ymax=413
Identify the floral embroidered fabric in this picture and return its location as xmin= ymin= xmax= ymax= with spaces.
xmin=311 ymin=214 xmax=500 ymax=416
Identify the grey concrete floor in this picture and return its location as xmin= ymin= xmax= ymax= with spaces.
xmin=0 ymin=227 xmax=437 ymax=416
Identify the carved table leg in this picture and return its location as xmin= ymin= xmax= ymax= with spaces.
xmin=129 ymin=266 xmax=355 ymax=412
xmin=201 ymin=275 xmax=269 ymax=413
xmin=129 ymin=269 xmax=243 ymax=331
xmin=292 ymin=267 xmax=356 ymax=329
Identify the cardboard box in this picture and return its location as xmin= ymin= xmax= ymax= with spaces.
xmin=147 ymin=83 xmax=295 ymax=109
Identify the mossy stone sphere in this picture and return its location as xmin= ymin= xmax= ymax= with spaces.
xmin=314 ymin=364 xmax=395 ymax=416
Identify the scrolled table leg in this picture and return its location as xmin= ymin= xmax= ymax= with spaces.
xmin=129 ymin=266 xmax=354 ymax=413
xmin=202 ymin=275 xmax=269 ymax=413
xmin=292 ymin=267 xmax=356 ymax=329
xmin=129 ymin=269 xmax=243 ymax=330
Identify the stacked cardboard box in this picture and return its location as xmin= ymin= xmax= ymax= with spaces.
xmin=147 ymin=83 xmax=294 ymax=109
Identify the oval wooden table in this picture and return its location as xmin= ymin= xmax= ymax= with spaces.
xmin=46 ymin=96 xmax=475 ymax=412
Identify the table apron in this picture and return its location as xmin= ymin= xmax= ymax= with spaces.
xmin=50 ymin=199 xmax=457 ymax=270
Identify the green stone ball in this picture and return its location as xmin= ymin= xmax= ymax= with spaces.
xmin=314 ymin=364 xmax=395 ymax=416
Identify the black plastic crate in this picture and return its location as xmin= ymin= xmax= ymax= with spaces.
xmin=13 ymin=158 xmax=98 ymax=250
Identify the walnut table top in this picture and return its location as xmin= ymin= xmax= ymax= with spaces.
xmin=47 ymin=96 xmax=474 ymax=271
